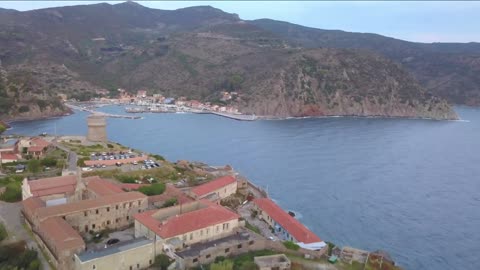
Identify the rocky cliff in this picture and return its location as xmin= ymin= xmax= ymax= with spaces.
xmin=0 ymin=2 xmax=461 ymax=120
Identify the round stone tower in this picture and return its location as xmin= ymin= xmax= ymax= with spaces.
xmin=87 ymin=115 xmax=107 ymax=142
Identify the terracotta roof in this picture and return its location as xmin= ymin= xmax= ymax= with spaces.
xmin=28 ymin=145 xmax=46 ymax=152
xmin=38 ymin=217 xmax=85 ymax=252
xmin=30 ymin=137 xmax=50 ymax=148
xmin=148 ymin=184 xmax=193 ymax=204
xmin=85 ymin=176 xmax=124 ymax=196
xmin=0 ymin=152 xmax=18 ymax=160
xmin=253 ymin=198 xmax=321 ymax=244
xmin=134 ymin=200 xmax=239 ymax=239
xmin=36 ymin=191 xmax=147 ymax=220
xmin=28 ymin=175 xmax=77 ymax=197
xmin=22 ymin=197 xmax=46 ymax=220
xmin=191 ymin=175 xmax=236 ymax=197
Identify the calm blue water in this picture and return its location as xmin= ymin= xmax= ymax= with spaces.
xmin=6 ymin=106 xmax=480 ymax=270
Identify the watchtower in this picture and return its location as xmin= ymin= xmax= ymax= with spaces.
xmin=87 ymin=115 xmax=107 ymax=142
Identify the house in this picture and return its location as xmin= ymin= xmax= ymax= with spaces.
xmin=189 ymin=175 xmax=237 ymax=201
xmin=134 ymin=200 xmax=241 ymax=249
xmin=252 ymin=198 xmax=326 ymax=250
xmin=0 ymin=152 xmax=19 ymax=164
xmin=17 ymin=137 xmax=51 ymax=158
xmin=136 ymin=90 xmax=147 ymax=98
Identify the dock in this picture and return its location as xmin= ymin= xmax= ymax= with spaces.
xmin=65 ymin=103 xmax=141 ymax=119
xmin=208 ymin=111 xmax=257 ymax=121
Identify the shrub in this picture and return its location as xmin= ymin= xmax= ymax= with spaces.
xmin=0 ymin=222 xmax=7 ymax=242
xmin=153 ymin=254 xmax=171 ymax=270
xmin=210 ymin=259 xmax=233 ymax=270
xmin=162 ymin=198 xmax=177 ymax=208
xmin=138 ymin=183 xmax=166 ymax=196
xmin=27 ymin=159 xmax=41 ymax=173
xmin=107 ymin=143 xmax=114 ymax=148
xmin=283 ymin=241 xmax=300 ymax=251
xmin=40 ymin=157 xmax=57 ymax=167
xmin=116 ymin=175 xmax=137 ymax=183
xmin=77 ymin=158 xmax=87 ymax=167
xmin=18 ymin=105 xmax=30 ymax=113
xmin=0 ymin=182 xmax=22 ymax=202
xmin=152 ymin=154 xmax=165 ymax=161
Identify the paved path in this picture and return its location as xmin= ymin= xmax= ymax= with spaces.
xmin=0 ymin=201 xmax=51 ymax=270
xmin=52 ymin=139 xmax=77 ymax=174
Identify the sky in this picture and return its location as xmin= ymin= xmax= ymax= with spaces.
xmin=0 ymin=1 xmax=479 ymax=43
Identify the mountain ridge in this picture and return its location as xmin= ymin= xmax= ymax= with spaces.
xmin=0 ymin=2 xmax=468 ymax=120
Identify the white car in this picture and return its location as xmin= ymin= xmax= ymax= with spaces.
xmin=82 ymin=167 xmax=93 ymax=172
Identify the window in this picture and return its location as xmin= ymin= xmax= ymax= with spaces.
xmin=130 ymin=266 xmax=133 ymax=270
xmin=127 ymin=216 xmax=130 ymax=220
xmin=183 ymin=235 xmax=187 ymax=241
xmin=206 ymin=228 xmax=209 ymax=235
xmin=138 ymin=200 xmax=141 ymax=206
xmin=149 ymin=260 xmax=152 ymax=265
xmin=93 ymin=265 xmax=96 ymax=269
xmin=84 ymin=211 xmax=87 ymax=217
xmin=92 ymin=224 xmax=96 ymax=229
xmin=85 ymin=225 xmax=88 ymax=232
xmin=137 ymin=263 xmax=139 ymax=269
xmin=190 ymin=233 xmax=193 ymax=240
xmin=116 ymin=205 xmax=119 ymax=210
xmin=193 ymin=258 xmax=198 ymax=263
xmin=96 ymin=209 xmax=99 ymax=214
xmin=62 ymin=216 xmax=66 ymax=220
xmin=237 ymin=244 xmax=242 ymax=249
xmin=107 ymin=207 xmax=110 ymax=212
xmin=107 ymin=220 xmax=110 ymax=225
xmin=216 ymin=226 xmax=219 ymax=233
xmin=206 ymin=254 xmax=211 ymax=259
xmin=249 ymin=240 xmax=254 ymax=246
xmin=200 ymin=230 xmax=203 ymax=236
xmin=129 ymin=202 xmax=133 ymax=208
xmin=225 ymin=248 xmax=230 ymax=253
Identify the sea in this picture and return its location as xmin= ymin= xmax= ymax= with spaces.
xmin=5 ymin=105 xmax=480 ymax=270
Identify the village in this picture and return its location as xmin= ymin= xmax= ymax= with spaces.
xmin=0 ymin=116 xmax=401 ymax=270
xmin=64 ymin=89 xmax=257 ymax=121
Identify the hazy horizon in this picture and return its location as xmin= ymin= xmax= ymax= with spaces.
xmin=0 ymin=1 xmax=479 ymax=44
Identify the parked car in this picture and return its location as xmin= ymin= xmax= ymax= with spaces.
xmin=105 ymin=238 xmax=120 ymax=248
xmin=82 ymin=167 xmax=93 ymax=172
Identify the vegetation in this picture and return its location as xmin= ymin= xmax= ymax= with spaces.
xmin=138 ymin=183 xmax=166 ymax=196
xmin=231 ymin=250 xmax=277 ymax=270
xmin=27 ymin=159 xmax=41 ymax=173
xmin=151 ymin=154 xmax=166 ymax=161
xmin=0 ymin=222 xmax=7 ymax=242
xmin=0 ymin=123 xmax=6 ymax=134
xmin=153 ymin=254 xmax=171 ymax=270
xmin=0 ymin=181 xmax=22 ymax=202
xmin=40 ymin=157 xmax=57 ymax=167
xmin=210 ymin=259 xmax=234 ymax=270
xmin=245 ymin=221 xmax=261 ymax=234
xmin=283 ymin=241 xmax=300 ymax=251
xmin=0 ymin=241 xmax=40 ymax=270
xmin=162 ymin=198 xmax=177 ymax=208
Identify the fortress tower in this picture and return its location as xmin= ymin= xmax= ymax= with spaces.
xmin=87 ymin=115 xmax=107 ymax=142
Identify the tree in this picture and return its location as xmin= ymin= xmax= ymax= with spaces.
xmin=153 ymin=254 xmax=171 ymax=270
xmin=0 ymin=222 xmax=7 ymax=242
xmin=0 ymin=123 xmax=5 ymax=134
xmin=210 ymin=259 xmax=233 ymax=270
xmin=138 ymin=183 xmax=166 ymax=196
xmin=27 ymin=159 xmax=41 ymax=173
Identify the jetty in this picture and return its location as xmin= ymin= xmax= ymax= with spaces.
xmin=65 ymin=103 xmax=141 ymax=119
xmin=208 ymin=111 xmax=257 ymax=121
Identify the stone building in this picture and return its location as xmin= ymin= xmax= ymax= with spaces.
xmin=134 ymin=200 xmax=241 ymax=250
xmin=252 ymin=198 xmax=326 ymax=251
xmin=21 ymin=175 xmax=149 ymax=270
xmin=188 ymin=175 xmax=238 ymax=201
xmin=87 ymin=115 xmax=107 ymax=142
xmin=254 ymin=254 xmax=291 ymax=270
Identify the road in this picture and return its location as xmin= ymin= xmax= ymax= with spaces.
xmin=52 ymin=139 xmax=77 ymax=174
xmin=0 ymin=201 xmax=51 ymax=270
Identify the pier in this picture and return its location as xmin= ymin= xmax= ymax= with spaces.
xmin=65 ymin=103 xmax=141 ymax=119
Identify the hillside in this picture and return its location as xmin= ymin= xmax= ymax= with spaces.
xmin=252 ymin=19 xmax=480 ymax=106
xmin=0 ymin=2 xmax=461 ymax=120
